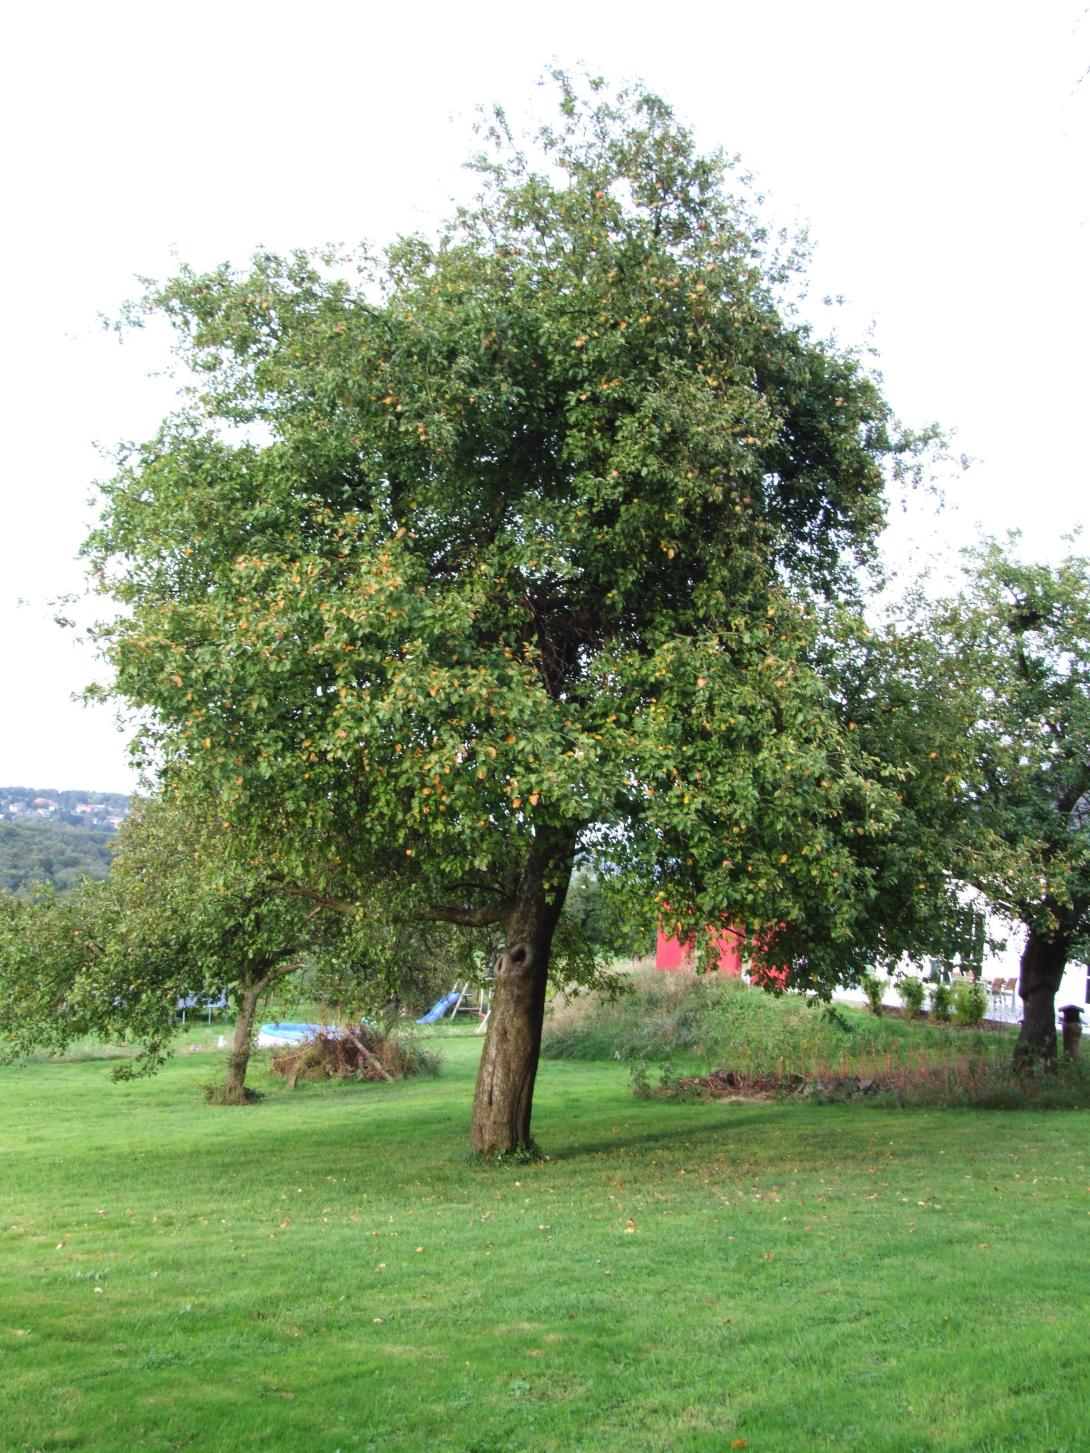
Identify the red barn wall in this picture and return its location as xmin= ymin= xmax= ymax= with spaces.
xmin=655 ymin=924 xmax=745 ymax=975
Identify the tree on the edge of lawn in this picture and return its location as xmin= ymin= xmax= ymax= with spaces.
xmin=83 ymin=74 xmax=934 ymax=1151
xmin=0 ymin=794 xmax=351 ymax=1099
xmin=804 ymin=600 xmax=998 ymax=989
xmin=887 ymin=541 xmax=1090 ymax=1068
xmin=0 ymin=886 xmax=98 ymax=1060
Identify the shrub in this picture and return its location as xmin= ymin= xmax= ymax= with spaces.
xmin=952 ymin=979 xmax=987 ymax=1026
xmin=929 ymin=982 xmax=953 ymax=1023
xmin=896 ymin=975 xmax=926 ymax=1018
xmin=628 ymin=1060 xmax=705 ymax=1102
xmin=860 ymin=974 xmax=886 ymax=1016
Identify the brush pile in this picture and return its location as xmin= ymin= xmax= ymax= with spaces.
xmin=270 ymin=1024 xmax=441 ymax=1088
xmin=632 ymin=1062 xmax=882 ymax=1102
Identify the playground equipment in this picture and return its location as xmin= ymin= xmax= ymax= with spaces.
xmin=176 ymin=992 xmax=229 ymax=1024
xmin=416 ymin=992 xmax=461 ymax=1025
xmin=417 ymin=981 xmax=491 ymax=1030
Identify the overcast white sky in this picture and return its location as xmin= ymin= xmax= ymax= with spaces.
xmin=2 ymin=0 xmax=1087 ymax=793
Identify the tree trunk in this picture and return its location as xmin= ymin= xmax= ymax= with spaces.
xmin=224 ymin=976 xmax=267 ymax=1099
xmin=470 ymin=827 xmax=575 ymax=1154
xmin=1014 ymin=927 xmax=1068 ymax=1072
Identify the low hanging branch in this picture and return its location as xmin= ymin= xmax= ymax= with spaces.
xmin=414 ymin=903 xmax=512 ymax=928
xmin=272 ymin=880 xmax=511 ymax=929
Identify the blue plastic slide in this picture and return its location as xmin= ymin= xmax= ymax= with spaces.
xmin=417 ymin=991 xmax=461 ymax=1024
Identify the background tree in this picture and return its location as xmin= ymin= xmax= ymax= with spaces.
xmin=888 ymin=543 xmax=1090 ymax=1067
xmin=807 ymin=603 xmax=997 ymax=984
xmin=0 ymin=886 xmax=100 ymax=1060
xmin=0 ymin=795 xmax=351 ymax=1098
xmin=85 ymin=76 xmax=931 ymax=1151
xmin=0 ymin=818 xmax=116 ymax=896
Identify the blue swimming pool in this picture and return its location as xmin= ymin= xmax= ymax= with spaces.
xmin=256 ymin=1021 xmax=331 ymax=1048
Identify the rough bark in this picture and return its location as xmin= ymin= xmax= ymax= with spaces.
xmin=1014 ymin=927 xmax=1069 ymax=1072
xmin=469 ymin=827 xmax=576 ymax=1154
xmin=223 ymin=975 xmax=268 ymax=1098
xmin=222 ymin=960 xmax=302 ymax=1099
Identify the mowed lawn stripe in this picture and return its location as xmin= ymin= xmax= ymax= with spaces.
xmin=2 ymin=1035 xmax=1089 ymax=1451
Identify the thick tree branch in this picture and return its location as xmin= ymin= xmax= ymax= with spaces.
xmin=274 ymin=879 xmax=511 ymax=928
xmin=272 ymin=884 xmax=363 ymax=918
xmin=266 ymin=959 xmax=306 ymax=981
xmin=415 ymin=903 xmax=512 ymax=927
xmin=346 ymin=1028 xmax=395 ymax=1081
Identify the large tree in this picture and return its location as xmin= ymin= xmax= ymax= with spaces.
xmin=85 ymin=77 xmax=927 ymax=1151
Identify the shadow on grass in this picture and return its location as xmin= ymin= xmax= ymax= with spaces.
xmin=545 ymin=1102 xmax=782 ymax=1161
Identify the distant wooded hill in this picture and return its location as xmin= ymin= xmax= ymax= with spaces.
xmin=0 ymin=787 xmax=131 ymax=896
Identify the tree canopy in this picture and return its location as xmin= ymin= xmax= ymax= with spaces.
xmin=84 ymin=76 xmax=931 ymax=1150
xmin=0 ymin=795 xmax=348 ymax=1090
xmin=885 ymin=541 xmax=1090 ymax=1063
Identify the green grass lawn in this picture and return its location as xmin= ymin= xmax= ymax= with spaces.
xmin=3 ymin=1029 xmax=1090 ymax=1452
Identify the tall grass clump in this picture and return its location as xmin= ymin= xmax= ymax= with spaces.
xmin=201 ymin=1081 xmax=264 ymax=1105
xmin=875 ymin=1054 xmax=1090 ymax=1109
xmin=542 ymin=969 xmax=1012 ymax=1085
xmin=543 ymin=972 xmax=711 ymax=1061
